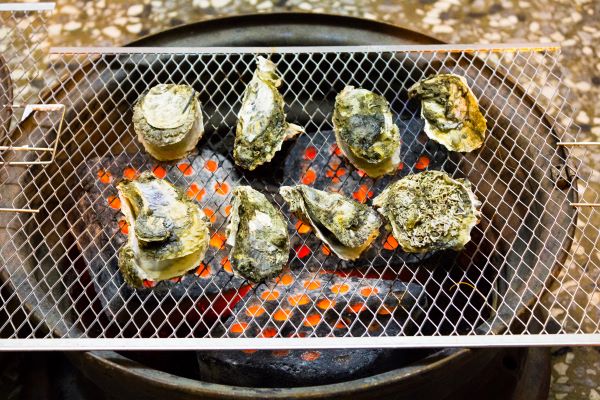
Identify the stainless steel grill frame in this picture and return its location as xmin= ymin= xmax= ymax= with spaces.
xmin=1 ymin=39 xmax=599 ymax=349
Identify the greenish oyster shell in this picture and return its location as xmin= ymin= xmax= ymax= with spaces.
xmin=133 ymin=84 xmax=204 ymax=161
xmin=234 ymin=56 xmax=304 ymax=170
xmin=373 ymin=171 xmax=481 ymax=253
xmin=408 ymin=74 xmax=486 ymax=152
xmin=280 ymin=185 xmax=382 ymax=261
xmin=117 ymin=171 xmax=210 ymax=288
xmin=332 ymin=86 xmax=401 ymax=178
xmin=226 ymin=186 xmax=290 ymax=282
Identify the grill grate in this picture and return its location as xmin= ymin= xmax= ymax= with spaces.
xmin=0 ymin=39 xmax=599 ymax=347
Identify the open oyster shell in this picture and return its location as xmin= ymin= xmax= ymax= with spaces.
xmin=118 ymin=172 xmax=210 ymax=288
xmin=133 ymin=84 xmax=204 ymax=161
xmin=280 ymin=184 xmax=382 ymax=261
xmin=373 ymin=171 xmax=481 ymax=253
xmin=234 ymin=56 xmax=304 ymax=170
xmin=226 ymin=186 xmax=290 ymax=282
xmin=408 ymin=74 xmax=486 ymax=152
xmin=332 ymin=86 xmax=401 ymax=178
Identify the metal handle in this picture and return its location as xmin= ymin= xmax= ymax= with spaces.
xmin=557 ymin=141 xmax=599 ymax=208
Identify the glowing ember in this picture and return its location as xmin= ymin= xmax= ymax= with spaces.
xmin=330 ymin=143 xmax=342 ymax=156
xmin=210 ymin=232 xmax=227 ymax=249
xmin=295 ymin=220 xmax=311 ymax=234
xmin=123 ymin=167 xmax=138 ymax=180
xmin=397 ymin=162 xmax=404 ymax=171
xmin=331 ymin=284 xmax=350 ymax=295
xmin=107 ymin=195 xmax=121 ymax=210
xmin=303 ymin=314 xmax=322 ymax=327
xmin=152 ymin=165 xmax=167 ymax=179
xmin=415 ymin=155 xmax=430 ymax=170
xmin=321 ymin=245 xmax=331 ymax=256
xmin=272 ymin=350 xmax=290 ymax=357
xmin=275 ymin=274 xmax=294 ymax=286
xmin=326 ymin=163 xmax=347 ymax=183
xmin=224 ymin=204 xmax=232 ymax=216
xmin=301 ymin=351 xmax=321 ymax=361
xmin=117 ymin=219 xmax=128 ymax=235
xmin=230 ymin=322 xmax=248 ymax=334
xmin=246 ymin=305 xmax=266 ymax=317
xmin=348 ymin=303 xmax=366 ymax=313
xmin=260 ymin=290 xmax=280 ymax=301
xmin=205 ymin=159 xmax=218 ymax=172
xmin=186 ymin=183 xmax=206 ymax=201
xmin=303 ymin=279 xmax=321 ymax=290
xmin=356 ymin=169 xmax=366 ymax=177
xmin=142 ymin=280 xmax=156 ymax=288
xmin=241 ymin=349 xmax=257 ymax=354
xmin=334 ymin=320 xmax=348 ymax=329
xmin=203 ymin=207 xmax=217 ymax=224
xmin=288 ymin=294 xmax=310 ymax=306
xmin=97 ymin=169 xmax=112 ymax=184
xmin=352 ymin=184 xmax=374 ymax=204
xmin=196 ymin=263 xmax=211 ymax=278
xmin=383 ymin=234 xmax=399 ymax=250
xmin=316 ymin=298 xmax=336 ymax=310
xmin=378 ymin=305 xmax=394 ymax=315
xmin=304 ymin=146 xmax=317 ymax=160
xmin=301 ymin=168 xmax=316 ymax=185
xmin=177 ymin=163 xmax=194 ymax=176
xmin=360 ymin=287 xmax=380 ymax=297
xmin=214 ymin=181 xmax=230 ymax=195
xmin=273 ymin=308 xmax=292 ymax=321
xmin=295 ymin=245 xmax=311 ymax=259
xmin=260 ymin=327 xmax=278 ymax=338
xmin=220 ymin=256 xmax=233 ymax=273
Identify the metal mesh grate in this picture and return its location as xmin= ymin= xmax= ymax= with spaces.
xmin=0 ymin=42 xmax=599 ymax=348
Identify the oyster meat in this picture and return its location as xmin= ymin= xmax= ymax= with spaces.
xmin=332 ymin=86 xmax=401 ymax=178
xmin=373 ymin=171 xmax=481 ymax=253
xmin=280 ymin=185 xmax=382 ymax=260
xmin=133 ymin=84 xmax=204 ymax=161
xmin=118 ymin=172 xmax=210 ymax=288
xmin=226 ymin=186 xmax=290 ymax=282
xmin=234 ymin=56 xmax=304 ymax=170
xmin=408 ymin=74 xmax=486 ymax=152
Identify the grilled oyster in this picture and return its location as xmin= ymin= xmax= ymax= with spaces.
xmin=234 ymin=56 xmax=304 ymax=170
xmin=332 ymin=86 xmax=401 ymax=178
xmin=133 ymin=84 xmax=203 ymax=161
xmin=118 ymin=172 xmax=210 ymax=288
xmin=226 ymin=186 xmax=290 ymax=282
xmin=408 ymin=74 xmax=486 ymax=152
xmin=280 ymin=185 xmax=382 ymax=260
xmin=373 ymin=171 xmax=481 ymax=253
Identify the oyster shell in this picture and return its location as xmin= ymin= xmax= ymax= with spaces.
xmin=226 ymin=186 xmax=290 ymax=282
xmin=332 ymin=86 xmax=401 ymax=178
xmin=133 ymin=84 xmax=204 ymax=161
xmin=280 ymin=185 xmax=382 ymax=260
xmin=408 ymin=74 xmax=486 ymax=152
xmin=373 ymin=171 xmax=481 ymax=253
xmin=234 ymin=56 xmax=304 ymax=170
xmin=118 ymin=171 xmax=210 ymax=288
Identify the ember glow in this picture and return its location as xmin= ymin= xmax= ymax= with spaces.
xmin=107 ymin=195 xmax=121 ymax=210
xmin=152 ymin=165 xmax=167 ymax=179
xmin=196 ymin=263 xmax=211 ymax=278
xmin=177 ymin=163 xmax=194 ymax=176
xmin=214 ymin=181 xmax=230 ymax=195
xmin=97 ymin=169 xmax=112 ymax=184
xmin=415 ymin=155 xmax=430 ymax=170
xmin=187 ymin=183 xmax=206 ymax=201
xmin=301 ymin=168 xmax=316 ymax=185
xmin=123 ymin=167 xmax=138 ymax=180
xmin=204 ymin=159 xmax=218 ymax=172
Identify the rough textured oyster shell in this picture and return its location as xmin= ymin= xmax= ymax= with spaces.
xmin=133 ymin=84 xmax=204 ymax=161
xmin=332 ymin=86 xmax=401 ymax=178
xmin=118 ymin=171 xmax=210 ymax=287
xmin=280 ymin=184 xmax=382 ymax=260
xmin=226 ymin=186 xmax=290 ymax=282
xmin=234 ymin=56 xmax=304 ymax=170
xmin=408 ymin=74 xmax=486 ymax=152
xmin=373 ymin=171 xmax=481 ymax=253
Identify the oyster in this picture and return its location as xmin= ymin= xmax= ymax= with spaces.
xmin=373 ymin=171 xmax=481 ymax=253
xmin=408 ymin=74 xmax=486 ymax=152
xmin=234 ymin=56 xmax=304 ymax=170
xmin=226 ymin=186 xmax=290 ymax=282
xmin=133 ymin=84 xmax=204 ymax=161
xmin=332 ymin=86 xmax=401 ymax=178
xmin=118 ymin=172 xmax=210 ymax=288
xmin=280 ymin=185 xmax=382 ymax=260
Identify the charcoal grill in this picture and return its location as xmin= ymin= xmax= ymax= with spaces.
xmin=0 ymin=4 xmax=599 ymax=351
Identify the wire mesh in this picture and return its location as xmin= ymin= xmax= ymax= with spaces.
xmin=0 ymin=42 xmax=598 ymax=348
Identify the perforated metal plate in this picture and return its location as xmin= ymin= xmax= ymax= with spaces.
xmin=0 ymin=41 xmax=599 ymax=349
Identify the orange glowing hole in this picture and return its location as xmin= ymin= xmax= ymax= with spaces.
xmin=378 ymin=305 xmax=394 ymax=315
xmin=205 ymin=159 xmax=218 ymax=172
xmin=331 ymin=284 xmax=350 ymax=295
xmin=186 ymin=183 xmax=206 ymax=201
xmin=230 ymin=322 xmax=248 ymax=334
xmin=142 ymin=280 xmax=156 ymax=288
xmin=177 ymin=163 xmax=194 ymax=176
xmin=204 ymin=208 xmax=217 ymax=224
xmin=169 ymin=277 xmax=181 ymax=283
xmin=107 ymin=195 xmax=121 ymax=210
xmin=301 ymin=351 xmax=321 ymax=361
xmin=303 ymin=279 xmax=321 ymax=290
xmin=241 ymin=349 xmax=257 ymax=354
xmin=295 ymin=220 xmax=312 ymax=234
xmin=301 ymin=168 xmax=316 ymax=185
xmin=214 ymin=181 xmax=230 ymax=195
xmin=326 ymin=164 xmax=347 ymax=183
xmin=118 ymin=219 xmax=129 ymax=235
xmin=195 ymin=263 xmax=211 ymax=278
xmin=220 ymin=256 xmax=233 ymax=273
xmin=97 ymin=169 xmax=112 ymax=184
xmin=397 ymin=162 xmax=404 ymax=171
xmin=356 ymin=169 xmax=366 ymax=177
xmin=295 ymin=245 xmax=311 ymax=259
xmin=261 ymin=290 xmax=280 ymax=301
xmin=303 ymin=314 xmax=321 ymax=327
xmin=360 ymin=287 xmax=379 ymax=297
xmin=273 ymin=308 xmax=292 ymax=321
xmin=330 ymin=143 xmax=342 ymax=156
xmin=415 ymin=155 xmax=430 ymax=170
xmin=272 ymin=350 xmax=290 ymax=357
xmin=316 ymin=298 xmax=336 ymax=310
xmin=288 ymin=294 xmax=310 ymax=307
xmin=321 ymin=245 xmax=331 ymax=256
xmin=152 ymin=165 xmax=167 ymax=179
xmin=383 ymin=234 xmax=399 ymax=250
xmin=210 ymin=232 xmax=227 ymax=249
xmin=260 ymin=327 xmax=278 ymax=338
xmin=246 ymin=305 xmax=266 ymax=317
xmin=123 ymin=167 xmax=138 ymax=180
xmin=224 ymin=204 xmax=232 ymax=216
xmin=334 ymin=320 xmax=348 ymax=329
xmin=275 ymin=273 xmax=294 ymax=286
xmin=304 ymin=146 xmax=317 ymax=160
xmin=349 ymin=303 xmax=366 ymax=313
xmin=352 ymin=184 xmax=374 ymax=204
